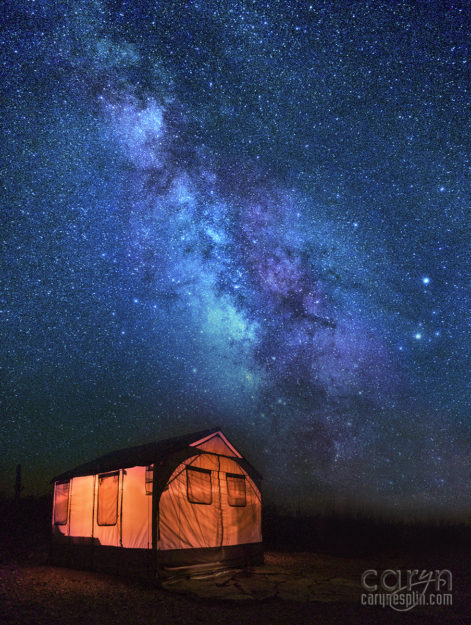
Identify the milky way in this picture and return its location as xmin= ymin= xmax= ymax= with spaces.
xmin=2 ymin=0 xmax=470 ymax=515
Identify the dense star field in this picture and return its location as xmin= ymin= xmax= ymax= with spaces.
xmin=2 ymin=0 xmax=470 ymax=516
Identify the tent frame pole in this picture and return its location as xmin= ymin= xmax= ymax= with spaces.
xmin=151 ymin=461 xmax=159 ymax=582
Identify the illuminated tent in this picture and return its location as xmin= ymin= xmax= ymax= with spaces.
xmin=50 ymin=428 xmax=263 ymax=577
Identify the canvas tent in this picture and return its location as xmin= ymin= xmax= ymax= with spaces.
xmin=50 ymin=428 xmax=263 ymax=577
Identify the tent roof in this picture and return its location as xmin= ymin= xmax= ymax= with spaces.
xmin=51 ymin=428 xmax=262 ymax=484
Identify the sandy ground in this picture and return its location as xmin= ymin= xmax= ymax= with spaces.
xmin=1 ymin=550 xmax=469 ymax=625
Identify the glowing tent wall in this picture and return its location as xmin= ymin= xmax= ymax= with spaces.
xmin=158 ymin=453 xmax=261 ymax=560
xmin=53 ymin=466 xmax=151 ymax=549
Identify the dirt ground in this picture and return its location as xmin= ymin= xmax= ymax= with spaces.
xmin=1 ymin=550 xmax=469 ymax=625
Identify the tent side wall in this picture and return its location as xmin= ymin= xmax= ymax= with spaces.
xmin=50 ymin=465 xmax=153 ymax=576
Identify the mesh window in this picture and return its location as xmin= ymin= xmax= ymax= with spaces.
xmin=97 ymin=472 xmax=119 ymax=526
xmin=54 ymin=481 xmax=69 ymax=525
xmin=186 ymin=467 xmax=212 ymax=505
xmin=226 ymin=473 xmax=246 ymax=507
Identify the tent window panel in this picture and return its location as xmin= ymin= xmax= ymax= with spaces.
xmin=97 ymin=472 xmax=119 ymax=526
xmin=226 ymin=473 xmax=246 ymax=507
xmin=187 ymin=467 xmax=212 ymax=505
xmin=54 ymin=481 xmax=69 ymax=525
xmin=145 ymin=465 xmax=153 ymax=495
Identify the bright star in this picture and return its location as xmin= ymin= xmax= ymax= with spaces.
xmin=414 ymin=333 xmax=422 ymax=340
xmin=422 ymin=277 xmax=430 ymax=285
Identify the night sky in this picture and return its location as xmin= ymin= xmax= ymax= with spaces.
xmin=2 ymin=0 xmax=470 ymax=517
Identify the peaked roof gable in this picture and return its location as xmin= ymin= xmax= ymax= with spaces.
xmin=190 ymin=431 xmax=242 ymax=457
